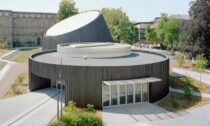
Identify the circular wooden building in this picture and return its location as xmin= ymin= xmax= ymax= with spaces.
xmin=29 ymin=43 xmax=169 ymax=109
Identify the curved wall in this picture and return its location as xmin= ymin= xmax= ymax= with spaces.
xmin=42 ymin=11 xmax=113 ymax=51
xmin=29 ymin=50 xmax=169 ymax=109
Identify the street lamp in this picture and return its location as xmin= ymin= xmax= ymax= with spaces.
xmin=57 ymin=56 xmax=63 ymax=120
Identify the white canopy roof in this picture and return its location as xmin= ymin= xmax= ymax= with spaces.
xmin=103 ymin=77 xmax=161 ymax=86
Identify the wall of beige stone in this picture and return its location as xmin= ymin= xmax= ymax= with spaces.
xmin=0 ymin=10 xmax=57 ymax=47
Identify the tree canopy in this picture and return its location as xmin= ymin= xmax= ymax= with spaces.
xmin=163 ymin=18 xmax=181 ymax=49
xmin=179 ymin=0 xmax=210 ymax=59
xmin=145 ymin=25 xmax=158 ymax=44
xmin=101 ymin=8 xmax=139 ymax=45
xmin=145 ymin=13 xmax=181 ymax=50
xmin=156 ymin=13 xmax=181 ymax=49
xmin=57 ymin=0 xmax=78 ymax=21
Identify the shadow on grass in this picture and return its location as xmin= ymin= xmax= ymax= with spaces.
xmin=170 ymin=76 xmax=201 ymax=93
xmin=158 ymin=75 xmax=206 ymax=112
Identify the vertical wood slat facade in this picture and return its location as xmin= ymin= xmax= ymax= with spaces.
xmin=29 ymin=50 xmax=169 ymax=109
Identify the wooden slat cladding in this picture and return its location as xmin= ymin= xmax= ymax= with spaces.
xmin=29 ymin=51 xmax=169 ymax=109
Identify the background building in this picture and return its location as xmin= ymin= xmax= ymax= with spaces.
xmin=135 ymin=15 xmax=190 ymax=43
xmin=0 ymin=9 xmax=57 ymax=47
xmin=134 ymin=21 xmax=154 ymax=44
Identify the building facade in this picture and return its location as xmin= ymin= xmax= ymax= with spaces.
xmin=135 ymin=15 xmax=190 ymax=43
xmin=135 ymin=21 xmax=154 ymax=43
xmin=0 ymin=10 xmax=57 ymax=47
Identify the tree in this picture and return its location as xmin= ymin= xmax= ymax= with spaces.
xmin=57 ymin=0 xmax=78 ymax=21
xmin=101 ymin=8 xmax=139 ymax=45
xmin=156 ymin=13 xmax=181 ymax=50
xmin=195 ymin=53 xmax=208 ymax=83
xmin=163 ymin=18 xmax=181 ymax=49
xmin=178 ymin=20 xmax=202 ymax=58
xmin=156 ymin=13 xmax=168 ymax=48
xmin=145 ymin=25 xmax=158 ymax=44
xmin=179 ymin=0 xmax=210 ymax=60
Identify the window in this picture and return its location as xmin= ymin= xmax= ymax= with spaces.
xmin=120 ymin=85 xmax=126 ymax=104
xmin=127 ymin=85 xmax=133 ymax=103
xmin=135 ymin=84 xmax=141 ymax=102
xmin=111 ymin=85 xmax=118 ymax=105
xmin=102 ymin=84 xmax=110 ymax=106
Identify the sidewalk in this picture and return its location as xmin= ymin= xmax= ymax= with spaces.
xmin=0 ymin=88 xmax=64 ymax=126
xmin=172 ymin=68 xmax=210 ymax=85
xmin=170 ymin=87 xmax=210 ymax=98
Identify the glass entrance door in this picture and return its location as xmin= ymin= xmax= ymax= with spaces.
xmin=111 ymin=85 xmax=118 ymax=105
xmin=135 ymin=84 xmax=141 ymax=103
xmin=120 ymin=85 xmax=126 ymax=104
xmin=102 ymin=82 xmax=149 ymax=108
xmin=127 ymin=85 xmax=133 ymax=104
xmin=102 ymin=84 xmax=110 ymax=107
xmin=142 ymin=83 xmax=149 ymax=102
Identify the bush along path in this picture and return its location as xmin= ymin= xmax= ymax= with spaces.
xmin=49 ymin=101 xmax=102 ymax=126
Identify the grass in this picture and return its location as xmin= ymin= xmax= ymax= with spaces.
xmin=3 ymin=73 xmax=28 ymax=98
xmin=0 ymin=61 xmax=6 ymax=70
xmin=170 ymin=76 xmax=210 ymax=94
xmin=155 ymin=93 xmax=210 ymax=112
xmin=171 ymin=58 xmax=210 ymax=74
xmin=0 ymin=49 xmax=11 ymax=57
xmin=9 ymin=48 xmax=41 ymax=63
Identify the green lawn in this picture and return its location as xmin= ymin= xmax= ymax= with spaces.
xmin=9 ymin=48 xmax=41 ymax=63
xmin=0 ymin=49 xmax=11 ymax=57
xmin=170 ymin=76 xmax=210 ymax=94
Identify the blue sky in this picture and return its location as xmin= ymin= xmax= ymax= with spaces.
xmin=0 ymin=0 xmax=192 ymax=21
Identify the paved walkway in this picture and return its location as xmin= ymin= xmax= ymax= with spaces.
xmin=172 ymin=68 xmax=210 ymax=85
xmin=0 ymin=88 xmax=64 ymax=126
xmin=170 ymin=87 xmax=210 ymax=98
xmin=133 ymin=104 xmax=210 ymax=126
xmin=103 ymin=103 xmax=210 ymax=126
xmin=102 ymin=103 xmax=189 ymax=126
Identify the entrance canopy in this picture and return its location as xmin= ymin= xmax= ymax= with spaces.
xmin=103 ymin=77 xmax=161 ymax=86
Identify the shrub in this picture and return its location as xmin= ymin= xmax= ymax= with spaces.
xmin=54 ymin=102 xmax=102 ymax=126
xmin=0 ymin=42 xmax=7 ymax=49
xmin=86 ymin=104 xmax=95 ymax=112
xmin=171 ymin=97 xmax=180 ymax=108
xmin=79 ymin=113 xmax=102 ymax=126
xmin=195 ymin=53 xmax=208 ymax=82
xmin=184 ymin=85 xmax=194 ymax=98
xmin=49 ymin=121 xmax=66 ymax=126
xmin=60 ymin=114 xmax=81 ymax=126
xmin=17 ymin=74 xmax=25 ymax=83
xmin=175 ymin=52 xmax=185 ymax=67
xmin=170 ymin=49 xmax=175 ymax=56
xmin=65 ymin=101 xmax=77 ymax=112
